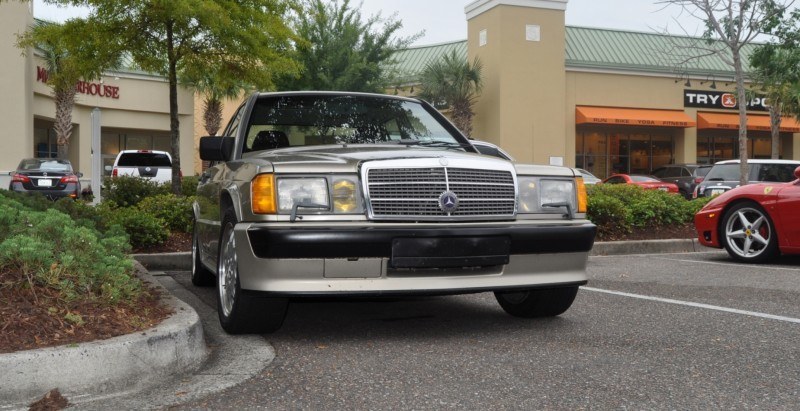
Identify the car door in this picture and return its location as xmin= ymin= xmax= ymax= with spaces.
xmin=776 ymin=181 xmax=800 ymax=247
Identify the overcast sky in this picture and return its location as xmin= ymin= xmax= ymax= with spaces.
xmin=31 ymin=0 xmax=714 ymax=46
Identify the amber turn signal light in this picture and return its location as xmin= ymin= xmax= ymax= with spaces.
xmin=252 ymin=174 xmax=277 ymax=214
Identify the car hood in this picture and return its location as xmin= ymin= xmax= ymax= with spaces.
xmin=241 ymin=145 xmax=574 ymax=176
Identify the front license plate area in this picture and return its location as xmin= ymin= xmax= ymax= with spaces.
xmin=391 ymin=236 xmax=510 ymax=269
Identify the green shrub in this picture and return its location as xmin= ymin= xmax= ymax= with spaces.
xmin=586 ymin=184 xmax=706 ymax=235
xmin=0 ymin=197 xmax=141 ymax=305
xmin=107 ymin=207 xmax=169 ymax=249
xmin=587 ymin=194 xmax=631 ymax=238
xmin=103 ymin=176 xmax=170 ymax=208
xmin=137 ymin=194 xmax=194 ymax=233
xmin=181 ymin=175 xmax=200 ymax=197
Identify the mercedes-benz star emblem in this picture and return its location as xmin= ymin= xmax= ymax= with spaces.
xmin=439 ymin=191 xmax=459 ymax=213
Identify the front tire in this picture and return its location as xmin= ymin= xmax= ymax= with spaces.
xmin=495 ymin=286 xmax=579 ymax=318
xmin=721 ymin=202 xmax=779 ymax=263
xmin=191 ymin=221 xmax=215 ymax=287
xmin=217 ymin=208 xmax=288 ymax=334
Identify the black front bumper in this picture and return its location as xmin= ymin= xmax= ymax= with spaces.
xmin=247 ymin=223 xmax=597 ymax=264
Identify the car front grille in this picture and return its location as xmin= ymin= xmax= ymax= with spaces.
xmin=365 ymin=165 xmax=516 ymax=220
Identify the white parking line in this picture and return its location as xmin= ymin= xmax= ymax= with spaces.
xmin=582 ymin=286 xmax=800 ymax=324
xmin=649 ymin=256 xmax=800 ymax=272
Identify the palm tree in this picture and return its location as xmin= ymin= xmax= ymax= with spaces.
xmin=17 ymin=19 xmax=120 ymax=159
xmin=418 ymin=49 xmax=483 ymax=137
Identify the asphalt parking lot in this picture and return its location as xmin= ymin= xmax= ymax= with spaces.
xmin=141 ymin=250 xmax=800 ymax=409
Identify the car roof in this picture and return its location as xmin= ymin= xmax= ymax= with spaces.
xmin=254 ymin=90 xmax=423 ymax=104
xmin=714 ymin=159 xmax=800 ymax=165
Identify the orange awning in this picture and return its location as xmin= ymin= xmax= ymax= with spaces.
xmin=575 ymin=106 xmax=696 ymax=128
xmin=697 ymin=112 xmax=800 ymax=133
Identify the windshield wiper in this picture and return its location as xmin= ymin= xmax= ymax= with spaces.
xmin=394 ymin=139 xmax=472 ymax=149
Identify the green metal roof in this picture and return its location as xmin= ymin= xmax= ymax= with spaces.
xmin=565 ymin=26 xmax=758 ymax=76
xmin=389 ymin=40 xmax=467 ymax=85
xmin=390 ymin=26 xmax=760 ymax=84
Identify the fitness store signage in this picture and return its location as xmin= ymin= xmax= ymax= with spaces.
xmin=684 ymin=89 xmax=767 ymax=112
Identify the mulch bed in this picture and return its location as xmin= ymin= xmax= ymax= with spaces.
xmin=0 ymin=267 xmax=172 ymax=355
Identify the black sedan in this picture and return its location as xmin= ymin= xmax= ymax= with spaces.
xmin=8 ymin=158 xmax=82 ymax=200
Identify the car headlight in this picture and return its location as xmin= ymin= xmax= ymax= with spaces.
xmin=517 ymin=177 xmax=578 ymax=215
xmin=277 ymin=178 xmax=329 ymax=212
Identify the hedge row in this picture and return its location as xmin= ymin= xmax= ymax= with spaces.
xmin=586 ymin=184 xmax=712 ymax=238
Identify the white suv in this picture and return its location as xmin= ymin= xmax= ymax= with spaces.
xmin=110 ymin=150 xmax=174 ymax=184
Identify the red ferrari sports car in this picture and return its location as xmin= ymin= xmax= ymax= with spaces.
xmin=695 ymin=166 xmax=800 ymax=262
xmin=600 ymin=174 xmax=679 ymax=193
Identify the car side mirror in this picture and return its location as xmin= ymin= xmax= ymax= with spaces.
xmin=77 ymin=172 xmax=84 ymax=178
xmin=200 ymin=136 xmax=235 ymax=162
xmin=795 ymin=166 xmax=800 ymax=180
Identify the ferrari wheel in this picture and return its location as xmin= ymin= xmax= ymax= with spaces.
xmin=721 ymin=202 xmax=779 ymax=263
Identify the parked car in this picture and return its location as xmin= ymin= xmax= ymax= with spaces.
xmin=695 ymin=165 xmax=800 ymax=262
xmin=600 ymin=174 xmax=679 ymax=193
xmin=694 ymin=159 xmax=800 ymax=199
xmin=470 ymin=140 xmax=514 ymax=161
xmin=652 ymin=164 xmax=712 ymax=199
xmin=577 ymin=168 xmax=601 ymax=185
xmin=194 ymin=91 xmax=596 ymax=334
xmin=8 ymin=158 xmax=82 ymax=200
xmin=110 ymin=150 xmax=174 ymax=184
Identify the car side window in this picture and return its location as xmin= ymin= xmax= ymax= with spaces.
xmin=222 ymin=103 xmax=246 ymax=138
xmin=681 ymin=168 xmax=692 ymax=177
xmin=757 ymin=164 xmax=797 ymax=182
xmin=652 ymin=168 xmax=666 ymax=178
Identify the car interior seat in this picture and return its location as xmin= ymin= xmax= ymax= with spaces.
xmin=251 ymin=130 xmax=290 ymax=151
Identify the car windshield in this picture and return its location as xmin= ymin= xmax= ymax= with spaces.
xmin=695 ymin=166 xmax=712 ymax=177
xmin=117 ymin=152 xmax=172 ymax=167
xmin=17 ymin=158 xmax=72 ymax=172
xmin=243 ymin=95 xmax=465 ymax=152
xmin=630 ymin=175 xmax=658 ymax=182
xmin=704 ymin=164 xmax=742 ymax=181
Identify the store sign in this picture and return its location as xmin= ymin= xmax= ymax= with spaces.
xmin=36 ymin=66 xmax=120 ymax=99
xmin=684 ymin=89 xmax=767 ymax=112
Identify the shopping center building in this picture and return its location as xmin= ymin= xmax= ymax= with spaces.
xmin=0 ymin=1 xmax=195 ymax=187
xmin=394 ymin=0 xmax=800 ymax=178
xmin=2 ymin=0 xmax=799 ymax=184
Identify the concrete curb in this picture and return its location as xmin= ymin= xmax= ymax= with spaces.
xmin=590 ymin=238 xmax=716 ymax=256
xmin=134 ymin=251 xmax=192 ymax=271
xmin=0 ymin=263 xmax=209 ymax=408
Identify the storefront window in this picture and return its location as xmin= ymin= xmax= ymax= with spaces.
xmin=576 ymin=128 xmax=675 ymax=178
xmin=651 ymin=135 xmax=673 ymax=170
xmin=581 ymin=131 xmax=608 ymax=178
xmin=629 ymin=134 xmax=650 ymax=174
xmin=33 ymin=120 xmax=57 ymax=158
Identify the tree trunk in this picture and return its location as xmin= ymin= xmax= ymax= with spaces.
xmin=734 ymin=53 xmax=749 ymax=185
xmin=53 ymin=87 xmax=76 ymax=160
xmin=166 ymin=22 xmax=182 ymax=195
xmin=769 ymin=103 xmax=781 ymax=159
xmin=203 ymin=97 xmax=223 ymax=136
